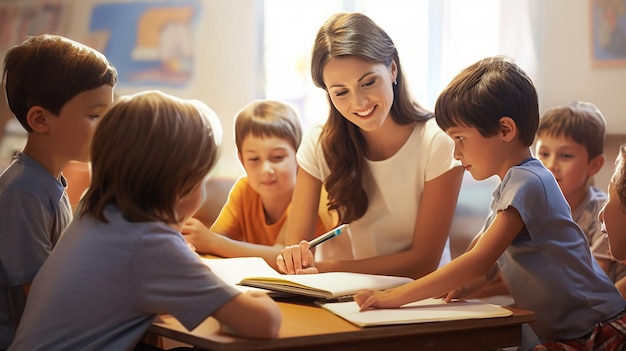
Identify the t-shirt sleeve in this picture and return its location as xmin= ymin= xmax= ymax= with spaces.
xmin=0 ymin=190 xmax=54 ymax=285
xmin=297 ymin=125 xmax=327 ymax=181
xmin=132 ymin=230 xmax=240 ymax=331
xmin=210 ymin=177 xmax=246 ymax=240
xmin=495 ymin=169 xmax=548 ymax=227
xmin=424 ymin=121 xmax=461 ymax=182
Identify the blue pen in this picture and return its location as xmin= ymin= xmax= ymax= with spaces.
xmin=308 ymin=224 xmax=349 ymax=248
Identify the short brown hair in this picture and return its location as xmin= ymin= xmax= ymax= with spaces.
xmin=80 ymin=90 xmax=222 ymax=224
xmin=536 ymin=101 xmax=606 ymax=160
xmin=234 ymin=100 xmax=302 ymax=152
xmin=435 ymin=56 xmax=539 ymax=147
xmin=3 ymin=34 xmax=117 ymax=132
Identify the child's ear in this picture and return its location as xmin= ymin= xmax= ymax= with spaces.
xmin=26 ymin=106 xmax=50 ymax=133
xmin=588 ymin=154 xmax=605 ymax=177
xmin=498 ymin=116 xmax=517 ymax=142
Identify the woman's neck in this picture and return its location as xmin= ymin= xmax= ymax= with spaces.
xmin=362 ymin=118 xmax=416 ymax=161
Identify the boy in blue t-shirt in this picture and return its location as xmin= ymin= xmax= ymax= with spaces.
xmin=474 ymin=101 xmax=626 ymax=301
xmin=354 ymin=56 xmax=626 ymax=351
xmin=0 ymin=34 xmax=117 ymax=348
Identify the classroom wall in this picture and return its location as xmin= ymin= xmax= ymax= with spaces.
xmin=0 ymin=0 xmax=264 ymax=179
xmin=66 ymin=0 xmax=264 ymax=179
xmin=537 ymin=0 xmax=626 ymax=138
xmin=0 ymin=0 xmax=625 ymax=186
xmin=534 ymin=0 xmax=626 ymax=190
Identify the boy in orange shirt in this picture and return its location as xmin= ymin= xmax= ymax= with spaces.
xmin=182 ymin=100 xmax=335 ymax=268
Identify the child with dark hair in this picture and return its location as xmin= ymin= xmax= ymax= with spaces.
xmin=0 ymin=34 xmax=117 ymax=348
xmin=355 ymin=56 xmax=626 ymax=351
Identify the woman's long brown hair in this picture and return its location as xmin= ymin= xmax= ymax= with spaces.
xmin=310 ymin=12 xmax=432 ymax=224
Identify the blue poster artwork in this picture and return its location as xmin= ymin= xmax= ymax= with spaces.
xmin=89 ymin=0 xmax=201 ymax=87
xmin=591 ymin=0 xmax=626 ymax=65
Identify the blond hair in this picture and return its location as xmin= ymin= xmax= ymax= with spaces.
xmin=80 ymin=90 xmax=222 ymax=224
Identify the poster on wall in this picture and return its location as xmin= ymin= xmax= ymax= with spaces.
xmin=590 ymin=0 xmax=626 ymax=67
xmin=0 ymin=0 xmax=68 ymax=156
xmin=0 ymin=0 xmax=67 ymax=54
xmin=89 ymin=0 xmax=201 ymax=87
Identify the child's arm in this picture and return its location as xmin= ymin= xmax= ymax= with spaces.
xmin=442 ymin=229 xmax=509 ymax=299
xmin=442 ymin=274 xmax=491 ymax=301
xmin=212 ymin=290 xmax=281 ymax=339
xmin=355 ymin=206 xmax=524 ymax=310
xmin=182 ymin=218 xmax=285 ymax=270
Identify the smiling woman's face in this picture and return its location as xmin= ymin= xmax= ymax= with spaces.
xmin=323 ymin=55 xmax=396 ymax=133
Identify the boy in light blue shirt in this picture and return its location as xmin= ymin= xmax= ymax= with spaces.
xmin=354 ymin=56 xmax=626 ymax=351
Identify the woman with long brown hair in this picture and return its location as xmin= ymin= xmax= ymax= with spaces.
xmin=277 ymin=12 xmax=463 ymax=279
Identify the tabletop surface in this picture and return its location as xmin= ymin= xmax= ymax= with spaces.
xmin=149 ymin=297 xmax=535 ymax=351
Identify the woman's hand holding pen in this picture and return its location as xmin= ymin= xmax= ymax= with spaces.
xmin=277 ymin=225 xmax=347 ymax=274
xmin=276 ymin=240 xmax=318 ymax=274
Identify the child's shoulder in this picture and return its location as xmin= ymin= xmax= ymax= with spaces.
xmin=502 ymin=159 xmax=555 ymax=192
xmin=508 ymin=158 xmax=546 ymax=177
xmin=1 ymin=154 xmax=59 ymax=195
xmin=221 ymin=175 xmax=255 ymax=200
xmin=0 ymin=152 xmax=55 ymax=186
xmin=230 ymin=175 xmax=249 ymax=191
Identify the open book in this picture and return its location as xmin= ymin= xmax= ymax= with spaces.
xmin=201 ymin=256 xmax=413 ymax=300
xmin=317 ymin=298 xmax=513 ymax=327
xmin=201 ymin=256 xmax=284 ymax=295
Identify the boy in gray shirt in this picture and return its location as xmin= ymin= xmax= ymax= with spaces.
xmin=0 ymin=34 xmax=117 ymax=349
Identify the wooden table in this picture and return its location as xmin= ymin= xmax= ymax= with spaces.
xmin=148 ymin=299 xmax=534 ymax=351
